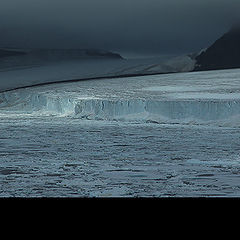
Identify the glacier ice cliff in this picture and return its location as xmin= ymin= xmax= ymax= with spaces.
xmin=1 ymin=90 xmax=240 ymax=126
xmin=1 ymin=67 xmax=240 ymax=127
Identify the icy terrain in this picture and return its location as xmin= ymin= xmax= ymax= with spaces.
xmin=1 ymin=68 xmax=240 ymax=197
xmin=0 ymin=49 xmax=194 ymax=92
xmin=1 ymin=68 xmax=240 ymax=126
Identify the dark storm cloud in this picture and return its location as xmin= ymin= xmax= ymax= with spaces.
xmin=0 ymin=0 xmax=240 ymax=55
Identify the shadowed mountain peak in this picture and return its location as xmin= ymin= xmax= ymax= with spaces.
xmin=194 ymin=25 xmax=240 ymax=71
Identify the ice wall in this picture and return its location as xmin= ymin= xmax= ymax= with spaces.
xmin=0 ymin=90 xmax=75 ymax=114
xmin=1 ymin=89 xmax=240 ymax=126
xmin=74 ymin=98 xmax=240 ymax=124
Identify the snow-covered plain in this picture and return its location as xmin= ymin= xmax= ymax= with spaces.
xmin=1 ymin=60 xmax=240 ymax=196
xmin=0 ymin=52 xmax=194 ymax=92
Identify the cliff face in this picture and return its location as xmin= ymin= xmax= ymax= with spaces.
xmin=194 ymin=26 xmax=240 ymax=71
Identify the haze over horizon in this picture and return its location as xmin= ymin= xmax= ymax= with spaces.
xmin=1 ymin=0 xmax=240 ymax=57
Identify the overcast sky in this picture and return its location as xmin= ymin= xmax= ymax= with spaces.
xmin=0 ymin=0 xmax=240 ymax=56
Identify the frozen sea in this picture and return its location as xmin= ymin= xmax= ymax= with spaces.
xmin=1 ymin=68 xmax=240 ymax=197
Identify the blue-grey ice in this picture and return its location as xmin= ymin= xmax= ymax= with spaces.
xmin=1 ymin=58 xmax=240 ymax=197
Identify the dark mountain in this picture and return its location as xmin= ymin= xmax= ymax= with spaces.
xmin=23 ymin=49 xmax=123 ymax=60
xmin=0 ymin=48 xmax=123 ymax=69
xmin=0 ymin=49 xmax=25 ymax=58
xmin=194 ymin=25 xmax=240 ymax=71
xmin=0 ymin=48 xmax=123 ymax=61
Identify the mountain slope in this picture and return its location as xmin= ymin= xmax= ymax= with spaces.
xmin=0 ymin=48 xmax=25 ymax=58
xmin=194 ymin=26 xmax=240 ymax=71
